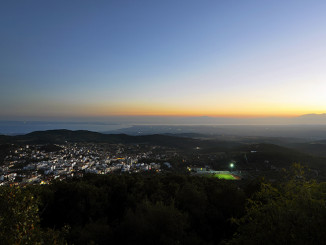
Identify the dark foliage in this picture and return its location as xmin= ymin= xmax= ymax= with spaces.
xmin=0 ymin=144 xmax=14 ymax=165
xmin=39 ymin=144 xmax=63 ymax=153
xmin=2 ymin=168 xmax=326 ymax=244
xmin=35 ymin=173 xmax=246 ymax=245
xmin=227 ymin=164 xmax=326 ymax=245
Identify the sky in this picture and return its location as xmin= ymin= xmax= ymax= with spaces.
xmin=1 ymin=0 xmax=326 ymax=121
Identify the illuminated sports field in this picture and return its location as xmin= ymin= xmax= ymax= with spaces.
xmin=212 ymin=173 xmax=238 ymax=180
xmin=191 ymin=169 xmax=240 ymax=180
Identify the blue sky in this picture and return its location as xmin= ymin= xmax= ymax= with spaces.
xmin=1 ymin=0 xmax=326 ymax=120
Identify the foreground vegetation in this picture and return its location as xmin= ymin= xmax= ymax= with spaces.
xmin=1 ymin=165 xmax=326 ymax=244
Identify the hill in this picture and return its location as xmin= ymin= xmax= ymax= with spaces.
xmin=0 ymin=129 xmax=237 ymax=151
xmin=1 ymin=129 xmax=326 ymax=179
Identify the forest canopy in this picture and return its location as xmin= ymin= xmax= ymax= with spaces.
xmin=1 ymin=166 xmax=326 ymax=245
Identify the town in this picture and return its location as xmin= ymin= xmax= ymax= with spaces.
xmin=0 ymin=143 xmax=177 ymax=185
xmin=2 ymin=130 xmax=320 ymax=185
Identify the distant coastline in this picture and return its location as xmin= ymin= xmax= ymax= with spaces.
xmin=0 ymin=121 xmax=131 ymax=135
xmin=2 ymin=121 xmax=326 ymax=140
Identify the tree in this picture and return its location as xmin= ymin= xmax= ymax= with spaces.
xmin=0 ymin=186 xmax=41 ymax=244
xmin=0 ymin=186 xmax=66 ymax=245
xmin=228 ymin=164 xmax=326 ymax=245
xmin=117 ymin=200 xmax=188 ymax=245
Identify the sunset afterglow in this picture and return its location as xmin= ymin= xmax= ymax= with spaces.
xmin=1 ymin=1 xmax=326 ymax=121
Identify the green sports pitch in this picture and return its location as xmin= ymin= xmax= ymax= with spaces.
xmin=212 ymin=173 xmax=238 ymax=180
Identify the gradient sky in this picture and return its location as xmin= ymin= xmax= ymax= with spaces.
xmin=1 ymin=0 xmax=326 ymax=120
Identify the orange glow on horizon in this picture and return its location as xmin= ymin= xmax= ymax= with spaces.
xmin=11 ymin=100 xmax=324 ymax=119
xmin=77 ymin=101 xmax=326 ymax=118
xmin=74 ymin=105 xmax=323 ymax=118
